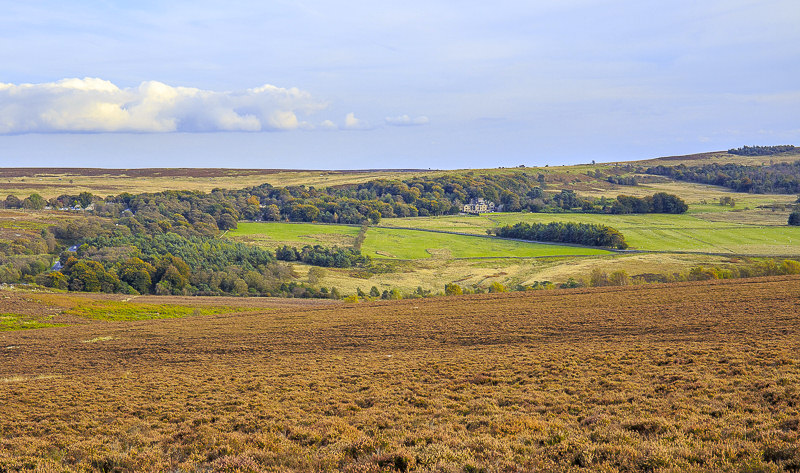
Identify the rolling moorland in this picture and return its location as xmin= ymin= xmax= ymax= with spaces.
xmin=1 ymin=146 xmax=800 ymax=471
xmin=1 ymin=277 xmax=799 ymax=471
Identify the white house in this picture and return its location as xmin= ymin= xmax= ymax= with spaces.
xmin=462 ymin=198 xmax=498 ymax=214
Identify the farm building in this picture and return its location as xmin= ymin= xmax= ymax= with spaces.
xmin=462 ymin=198 xmax=498 ymax=214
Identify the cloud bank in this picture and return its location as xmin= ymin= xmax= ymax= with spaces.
xmin=0 ymin=78 xmax=326 ymax=133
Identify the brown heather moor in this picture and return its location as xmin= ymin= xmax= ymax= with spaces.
xmin=1 ymin=277 xmax=800 ymax=472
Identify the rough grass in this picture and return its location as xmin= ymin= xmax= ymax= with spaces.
xmin=62 ymin=300 xmax=244 ymax=321
xmin=295 ymin=253 xmax=733 ymax=294
xmin=0 ymin=292 xmax=254 ymax=328
xmin=0 ymin=169 xmax=445 ymax=198
xmin=0 ymin=313 xmax=63 ymax=331
xmin=1 ymin=276 xmax=798 ymax=472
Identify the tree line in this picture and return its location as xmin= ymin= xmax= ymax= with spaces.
xmin=2 ymin=176 xmax=688 ymax=240
xmin=275 ymin=245 xmax=370 ymax=268
xmin=728 ymin=145 xmax=798 ymax=156
xmin=646 ymin=161 xmax=800 ymax=194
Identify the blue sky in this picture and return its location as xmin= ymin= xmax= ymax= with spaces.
xmin=1 ymin=0 xmax=798 ymax=169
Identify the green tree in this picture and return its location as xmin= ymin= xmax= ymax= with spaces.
xmin=41 ymin=271 xmax=69 ymax=290
xmin=218 ymin=213 xmax=238 ymax=230
xmin=4 ymin=195 xmax=21 ymax=209
xmin=367 ymin=210 xmax=381 ymax=225
xmin=77 ymin=192 xmax=93 ymax=208
xmin=264 ymin=204 xmax=281 ymax=221
xmin=24 ymin=193 xmax=47 ymax=210
xmin=154 ymin=254 xmax=191 ymax=291
xmin=789 ymin=211 xmax=800 ymax=226
xmin=119 ymin=257 xmax=156 ymax=294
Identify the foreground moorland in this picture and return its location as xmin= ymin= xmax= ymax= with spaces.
xmin=2 ymin=276 xmax=799 ymax=472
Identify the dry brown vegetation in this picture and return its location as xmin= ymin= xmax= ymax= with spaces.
xmin=4 ymin=149 xmax=799 ymax=201
xmin=635 ymin=150 xmax=800 ymax=167
xmin=1 ymin=277 xmax=799 ymax=472
xmin=0 ymin=168 xmax=440 ymax=198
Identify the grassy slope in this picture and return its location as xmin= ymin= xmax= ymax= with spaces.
xmin=231 ymin=221 xmax=362 ymax=248
xmin=380 ymin=210 xmax=800 ymax=256
xmin=228 ymin=222 xmax=611 ymax=259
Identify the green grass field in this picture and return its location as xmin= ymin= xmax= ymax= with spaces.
xmin=380 ymin=211 xmax=800 ymax=255
xmin=361 ymin=227 xmax=610 ymax=259
xmin=229 ymin=221 xmax=362 ymax=248
xmin=228 ymin=222 xmax=611 ymax=259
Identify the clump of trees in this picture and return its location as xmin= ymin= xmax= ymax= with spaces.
xmin=789 ymin=211 xmax=800 ymax=226
xmin=607 ymin=176 xmax=638 ymax=186
xmin=491 ymin=221 xmax=628 ymax=249
xmin=275 ymin=245 xmax=370 ymax=268
xmin=611 ymin=193 xmax=687 ymax=214
xmin=728 ymin=145 xmax=797 ymax=156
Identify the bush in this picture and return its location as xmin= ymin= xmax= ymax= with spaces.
xmin=444 ymin=283 xmax=463 ymax=295
xmin=488 ymin=282 xmax=507 ymax=293
xmin=608 ymin=270 xmax=630 ymax=286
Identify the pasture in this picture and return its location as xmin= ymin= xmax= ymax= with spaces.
xmin=228 ymin=222 xmax=612 ymax=259
xmin=2 ymin=277 xmax=799 ymax=472
xmin=380 ymin=210 xmax=800 ymax=256
xmin=230 ymin=221 xmax=362 ymax=249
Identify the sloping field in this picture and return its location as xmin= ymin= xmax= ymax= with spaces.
xmin=230 ymin=221 xmax=363 ymax=249
xmin=228 ymin=222 xmax=611 ymax=259
xmin=1 ymin=277 xmax=799 ymax=472
xmin=361 ymin=227 xmax=610 ymax=259
xmin=382 ymin=212 xmax=800 ymax=256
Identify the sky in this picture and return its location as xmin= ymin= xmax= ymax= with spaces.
xmin=1 ymin=0 xmax=799 ymax=169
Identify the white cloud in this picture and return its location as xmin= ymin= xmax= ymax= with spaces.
xmin=320 ymin=119 xmax=337 ymax=130
xmin=344 ymin=112 xmax=369 ymax=130
xmin=385 ymin=114 xmax=429 ymax=126
xmin=0 ymin=78 xmax=326 ymax=133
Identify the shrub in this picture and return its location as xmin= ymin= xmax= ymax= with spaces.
xmin=608 ymin=270 xmax=630 ymax=286
xmin=444 ymin=283 xmax=463 ymax=295
xmin=488 ymin=282 xmax=507 ymax=293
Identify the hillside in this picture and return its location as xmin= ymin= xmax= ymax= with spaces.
xmin=1 ymin=147 xmax=800 ymax=298
xmin=2 ymin=148 xmax=799 ymax=199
